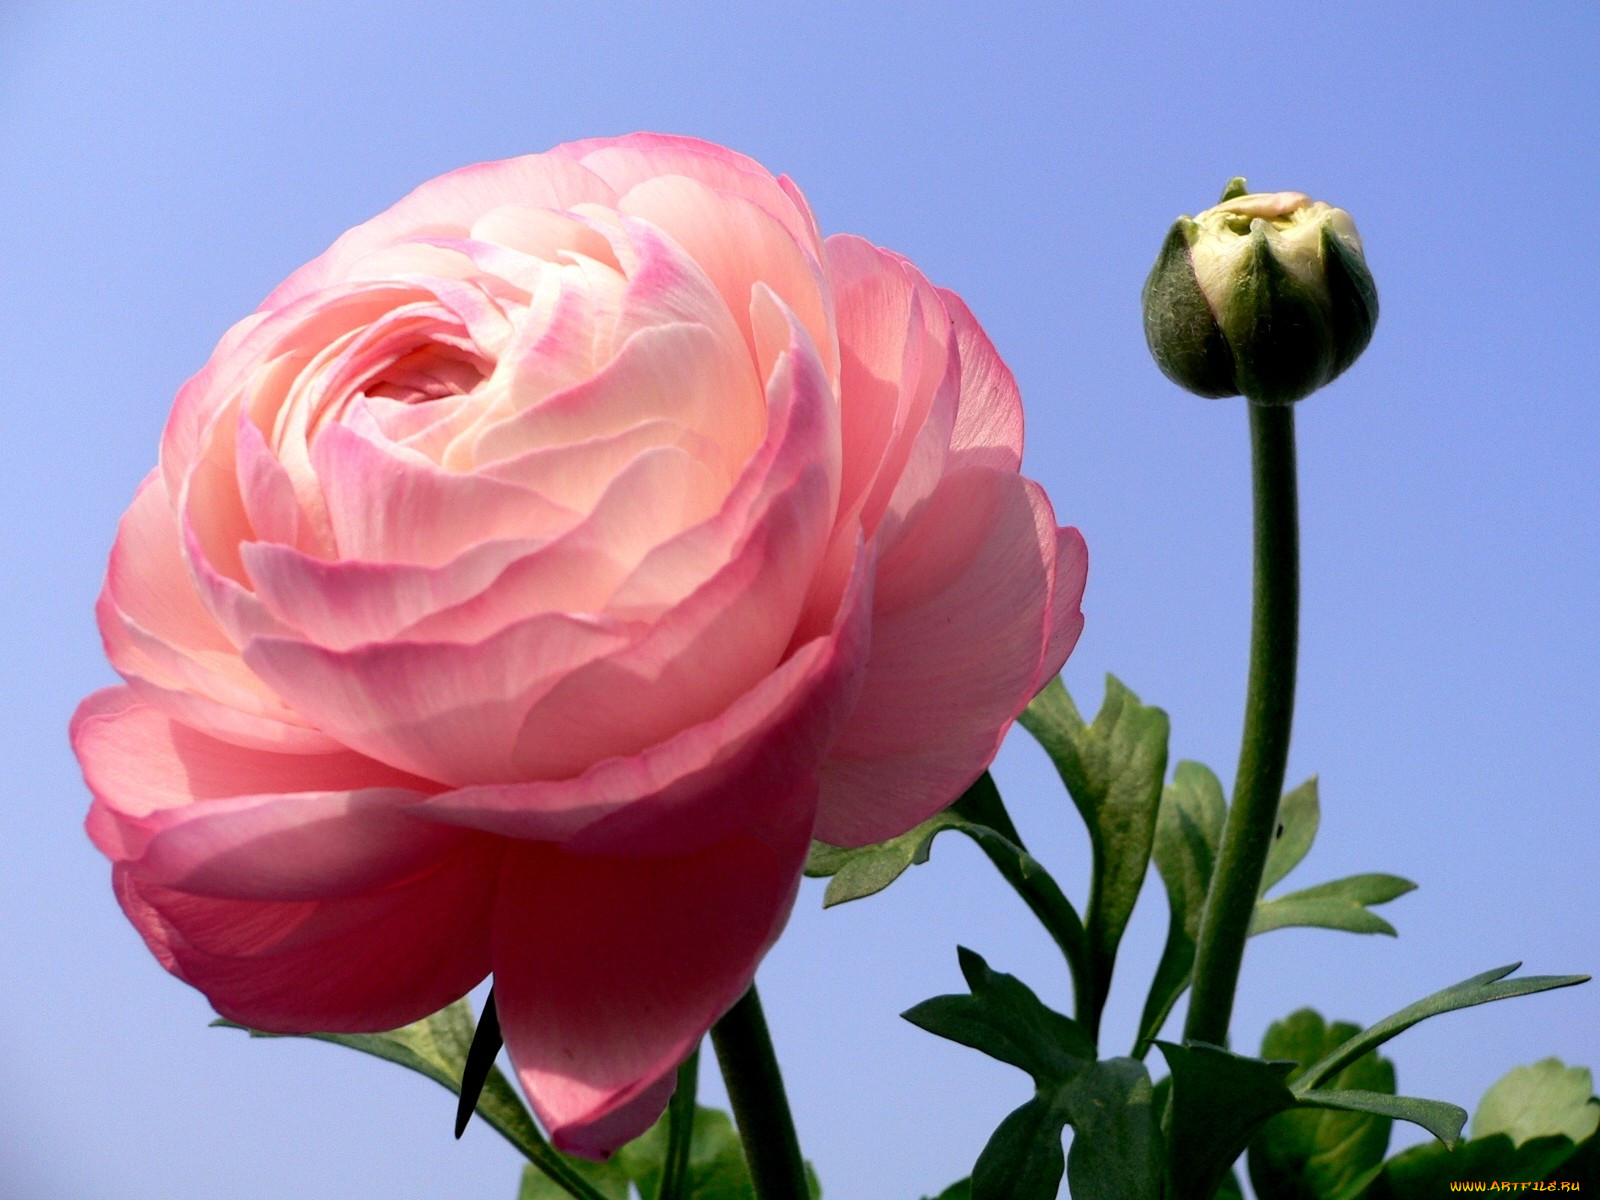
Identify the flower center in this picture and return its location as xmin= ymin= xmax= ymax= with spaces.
xmin=365 ymin=341 xmax=492 ymax=406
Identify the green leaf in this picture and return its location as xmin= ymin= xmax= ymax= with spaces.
xmin=804 ymin=773 xmax=1029 ymax=908
xmin=1259 ymin=777 xmax=1320 ymax=894
xmin=920 ymin=1181 xmax=972 ymax=1200
xmin=1157 ymin=1041 xmax=1297 ymax=1199
xmin=1138 ymin=760 xmax=1225 ymax=1053
xmin=1361 ymin=1059 xmax=1600 ymax=1192
xmin=1296 ymin=965 xmax=1592 ymax=1092
xmin=1252 ymin=780 xmax=1415 ymax=940
xmin=902 ymin=947 xmax=1094 ymax=1087
xmin=910 ymin=950 xmax=1158 ymax=1200
xmin=1251 ymin=874 xmax=1416 ymax=938
xmin=1061 ymin=1057 xmax=1165 ymax=1200
xmin=519 ymin=1162 xmax=629 ymax=1200
xmin=1248 ymin=1010 xmax=1396 ymax=1200
xmin=1137 ymin=771 xmax=1404 ymax=1055
xmin=1472 ymin=1058 xmax=1599 ymax=1146
xmin=974 ymin=1060 xmax=1165 ymax=1200
xmin=971 ymin=1097 xmax=1068 ymax=1200
xmin=1019 ymin=675 xmax=1170 ymax=1034
xmin=617 ymin=1105 xmax=759 ymax=1200
xmin=1548 ymin=1122 xmax=1600 ymax=1183
xmin=1296 ymin=1090 xmax=1465 ymax=1149
xmin=804 ymin=810 xmax=965 ymax=906
xmin=1368 ymin=1135 xmax=1590 ymax=1194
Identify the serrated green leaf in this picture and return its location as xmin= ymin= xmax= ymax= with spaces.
xmin=1248 ymin=1010 xmax=1395 ymax=1200
xmin=1297 ymin=1090 xmax=1465 ymax=1149
xmin=1138 ymin=761 xmax=1225 ymax=1053
xmin=902 ymin=947 xmax=1094 ymax=1087
xmin=1260 ymin=777 xmax=1320 ymax=894
xmin=1061 ymin=1057 xmax=1165 ymax=1200
xmin=1472 ymin=1058 xmax=1599 ymax=1146
xmin=1157 ymin=1041 xmax=1297 ymax=1199
xmin=1020 ymin=675 xmax=1170 ymax=1036
xmin=1296 ymin=965 xmax=1591 ymax=1092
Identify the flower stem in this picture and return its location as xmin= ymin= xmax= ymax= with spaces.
xmin=709 ymin=985 xmax=809 ymax=1200
xmin=659 ymin=1049 xmax=699 ymax=1200
xmin=1184 ymin=401 xmax=1300 ymax=1048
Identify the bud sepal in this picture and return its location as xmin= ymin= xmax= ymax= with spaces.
xmin=1143 ymin=180 xmax=1378 ymax=404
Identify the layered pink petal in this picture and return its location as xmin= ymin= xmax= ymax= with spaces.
xmin=242 ymin=611 xmax=637 ymax=787
xmin=98 ymin=473 xmax=335 ymax=752
xmin=619 ymin=175 xmax=836 ymax=381
xmin=492 ymin=476 xmax=829 ymax=781
xmin=824 ymin=235 xmax=959 ymax=544
xmin=941 ymin=288 xmax=1025 ymax=470
xmin=239 ymin=536 xmax=542 ymax=650
xmin=560 ymin=133 xmax=824 ymax=262
xmin=1039 ymin=525 xmax=1090 ymax=691
xmin=262 ymin=155 xmax=620 ymax=308
xmin=815 ymin=470 xmax=1087 ymax=846
xmin=470 ymin=319 xmax=758 ymax=486
xmin=411 ymin=550 xmax=870 ymax=856
xmin=312 ymin=423 xmax=577 ymax=565
xmin=115 ymin=837 xmax=500 ymax=1033
xmin=102 ymin=472 xmax=235 ymax=658
xmin=491 ymin=797 xmax=814 ymax=1157
xmin=73 ymin=691 xmax=455 ymax=902
xmin=407 ymin=312 xmax=858 ymax=850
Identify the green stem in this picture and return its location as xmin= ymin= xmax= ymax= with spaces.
xmin=710 ymin=986 xmax=809 ymax=1200
xmin=659 ymin=1049 xmax=699 ymax=1200
xmin=1184 ymin=401 xmax=1300 ymax=1048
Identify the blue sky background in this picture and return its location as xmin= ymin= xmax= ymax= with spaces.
xmin=3 ymin=3 xmax=1595 ymax=1197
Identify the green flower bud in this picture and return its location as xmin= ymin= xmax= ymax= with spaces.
xmin=1142 ymin=179 xmax=1378 ymax=404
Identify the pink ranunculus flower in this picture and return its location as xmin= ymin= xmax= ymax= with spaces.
xmin=71 ymin=133 xmax=1086 ymax=1157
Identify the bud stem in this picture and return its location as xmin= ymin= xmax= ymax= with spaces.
xmin=1184 ymin=401 xmax=1300 ymax=1048
xmin=711 ymin=984 xmax=809 ymax=1200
